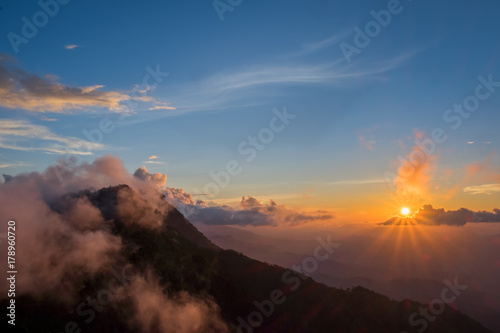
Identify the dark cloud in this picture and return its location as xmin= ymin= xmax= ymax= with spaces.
xmin=0 ymin=53 xmax=158 ymax=113
xmin=380 ymin=204 xmax=500 ymax=226
xmin=180 ymin=196 xmax=334 ymax=227
xmin=240 ymin=195 xmax=262 ymax=208
xmin=474 ymin=209 xmax=500 ymax=222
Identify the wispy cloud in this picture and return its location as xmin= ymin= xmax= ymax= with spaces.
xmin=289 ymin=31 xmax=352 ymax=58
xmin=148 ymin=105 xmax=176 ymax=111
xmin=357 ymin=125 xmax=379 ymax=151
xmin=148 ymin=155 xmax=158 ymax=160
xmin=0 ymin=161 xmax=32 ymax=168
xmin=64 ymin=44 xmax=79 ymax=50
xmin=327 ymin=178 xmax=387 ymax=186
xmin=40 ymin=116 xmax=58 ymax=122
xmin=122 ymin=39 xmax=417 ymax=123
xmin=463 ymin=184 xmax=500 ymax=195
xmin=143 ymin=161 xmax=165 ymax=165
xmin=159 ymin=55 xmax=411 ymax=116
xmin=0 ymin=119 xmax=104 ymax=155
xmin=359 ymin=136 xmax=377 ymax=150
xmin=467 ymin=141 xmax=492 ymax=145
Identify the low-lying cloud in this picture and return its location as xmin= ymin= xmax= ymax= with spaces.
xmin=0 ymin=155 xmax=228 ymax=331
xmin=116 ymin=272 xmax=228 ymax=333
xmin=164 ymin=191 xmax=335 ymax=227
xmin=381 ymin=204 xmax=500 ymax=226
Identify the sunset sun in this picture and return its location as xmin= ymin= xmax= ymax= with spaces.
xmin=401 ymin=207 xmax=410 ymax=216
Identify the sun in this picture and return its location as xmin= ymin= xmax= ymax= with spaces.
xmin=401 ymin=207 xmax=410 ymax=216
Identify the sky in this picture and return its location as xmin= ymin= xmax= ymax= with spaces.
xmin=1 ymin=0 xmax=499 ymax=222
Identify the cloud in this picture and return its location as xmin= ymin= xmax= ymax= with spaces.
xmin=463 ymin=184 xmax=500 ymax=195
xmin=164 ymin=187 xmax=197 ymax=205
xmin=172 ymin=195 xmax=334 ymax=227
xmin=0 ymin=156 xmax=171 ymax=291
xmin=393 ymin=131 xmax=437 ymax=197
xmin=474 ymin=209 xmax=500 ymax=222
xmin=0 ymin=173 xmax=123 ymax=298
xmin=359 ymin=135 xmax=377 ymax=150
xmin=133 ymin=165 xmax=167 ymax=188
xmin=143 ymin=160 xmax=165 ymax=165
xmin=289 ymin=31 xmax=352 ymax=58
xmin=0 ymin=161 xmax=31 ymax=169
xmin=2 ymin=155 xmax=167 ymax=210
xmin=357 ymin=125 xmax=379 ymax=151
xmin=116 ymin=272 xmax=228 ymax=333
xmin=114 ymin=186 xmax=164 ymax=229
xmin=327 ymin=178 xmax=386 ymax=186
xmin=467 ymin=141 xmax=492 ymax=145
xmin=196 ymin=58 xmax=404 ymax=94
xmin=466 ymin=156 xmax=500 ymax=184
xmin=40 ymin=116 xmax=58 ymax=121
xmin=148 ymin=155 xmax=158 ymax=160
xmin=380 ymin=204 xmax=500 ymax=226
xmin=240 ymin=195 xmax=262 ymax=208
xmin=148 ymin=104 xmax=176 ymax=110
xmin=0 ymin=53 xmax=168 ymax=113
xmin=0 ymin=119 xmax=105 ymax=155
xmin=64 ymin=44 xmax=79 ymax=50
xmin=134 ymin=50 xmax=413 ymax=119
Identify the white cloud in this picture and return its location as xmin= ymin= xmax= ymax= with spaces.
xmin=148 ymin=105 xmax=176 ymax=110
xmin=141 ymin=49 xmax=415 ymax=118
xmin=143 ymin=161 xmax=165 ymax=165
xmin=288 ymin=31 xmax=352 ymax=58
xmin=0 ymin=119 xmax=104 ymax=155
xmin=0 ymin=161 xmax=32 ymax=169
xmin=463 ymin=184 xmax=500 ymax=195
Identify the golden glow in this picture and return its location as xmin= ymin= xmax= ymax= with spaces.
xmin=401 ymin=207 xmax=410 ymax=215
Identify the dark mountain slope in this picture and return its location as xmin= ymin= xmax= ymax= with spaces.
xmin=2 ymin=185 xmax=492 ymax=333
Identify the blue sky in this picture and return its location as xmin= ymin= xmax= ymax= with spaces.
xmin=1 ymin=0 xmax=499 ymax=219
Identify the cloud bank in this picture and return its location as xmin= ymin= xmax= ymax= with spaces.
xmin=381 ymin=204 xmax=500 ymax=226
xmin=164 ymin=190 xmax=334 ymax=227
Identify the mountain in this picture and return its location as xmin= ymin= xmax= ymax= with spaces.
xmin=2 ymin=185 xmax=492 ymax=333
